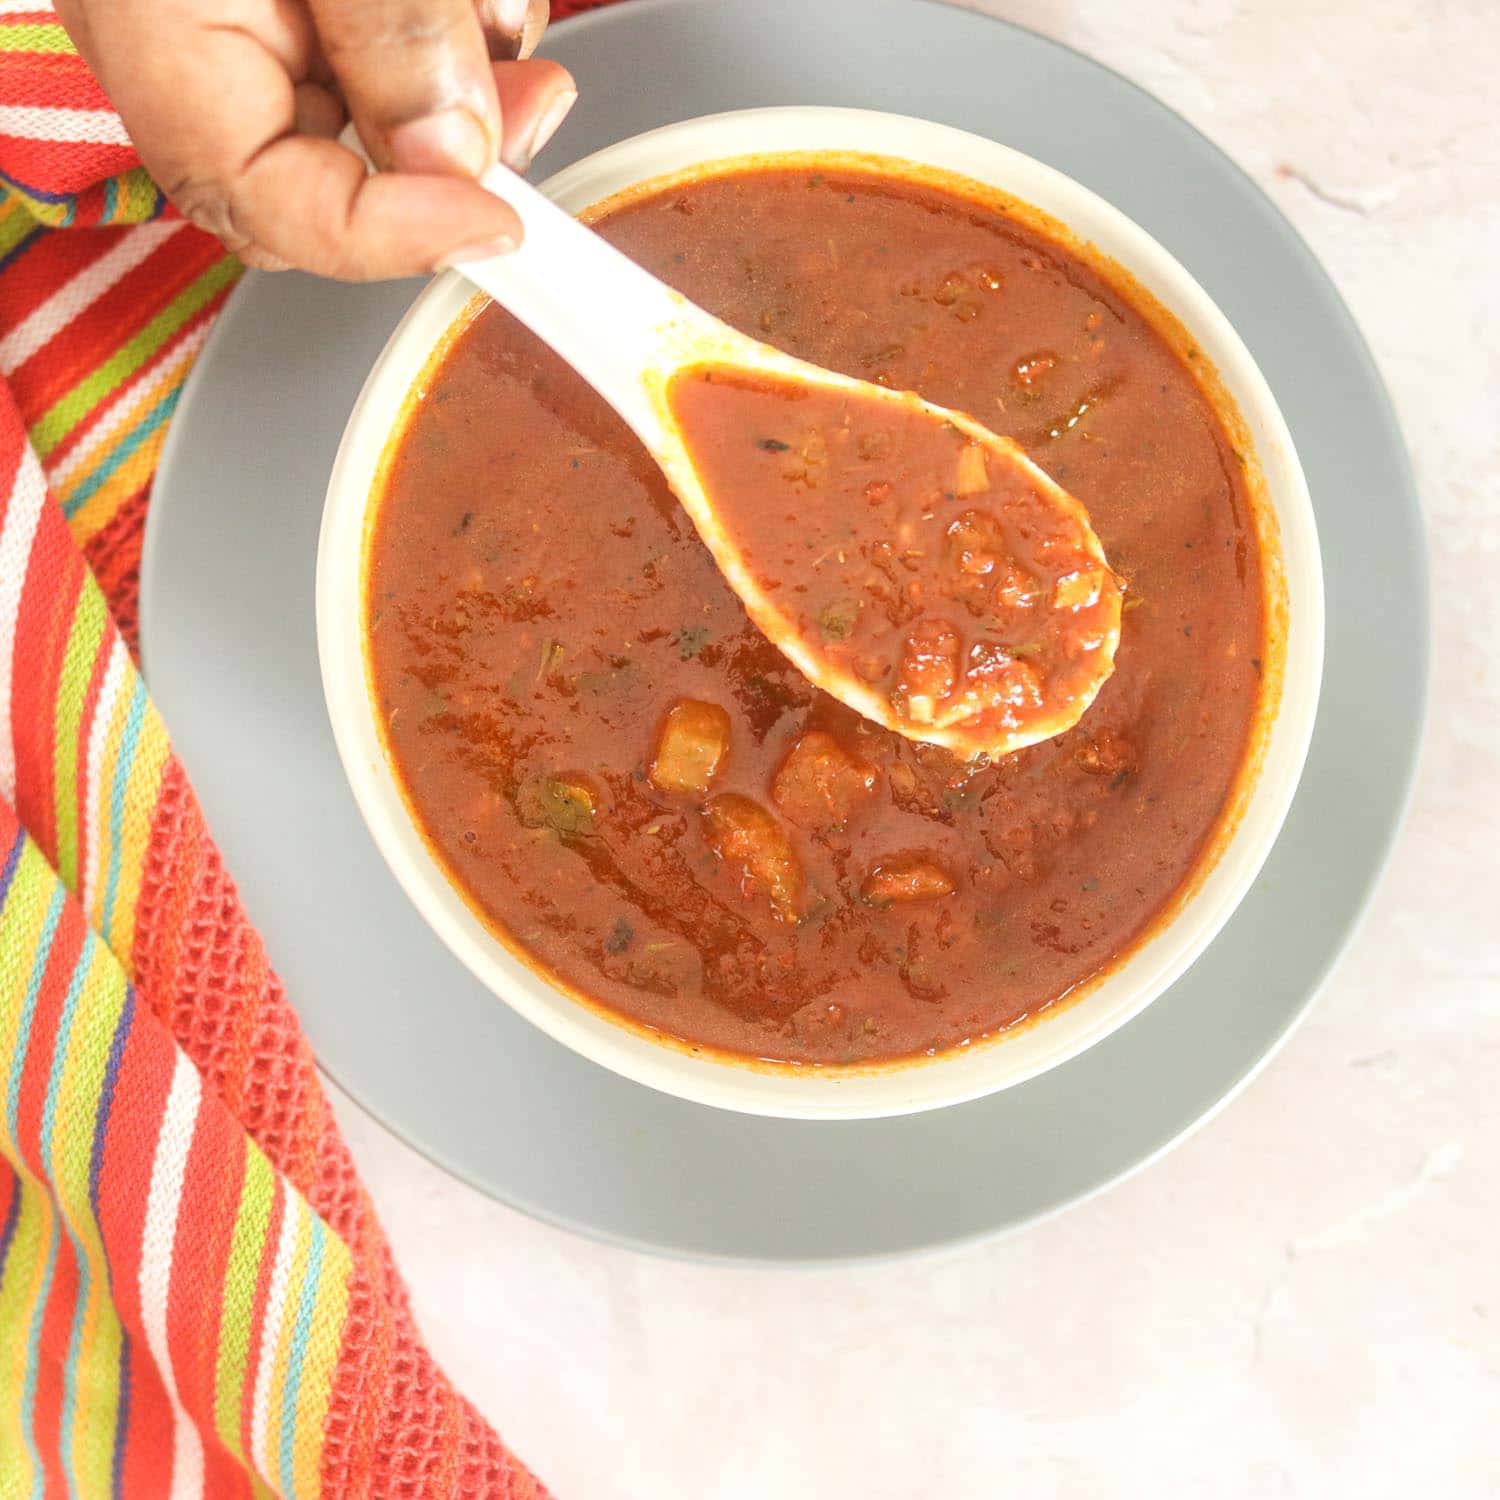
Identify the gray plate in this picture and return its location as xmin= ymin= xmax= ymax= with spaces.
xmin=140 ymin=0 xmax=1426 ymax=1264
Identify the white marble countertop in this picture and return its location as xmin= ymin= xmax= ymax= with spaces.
xmin=328 ymin=1 xmax=1500 ymax=1493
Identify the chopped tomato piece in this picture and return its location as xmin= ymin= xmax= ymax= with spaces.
xmin=701 ymin=794 xmax=804 ymax=922
xmin=1053 ymin=568 xmax=1106 ymax=611
xmin=771 ymin=730 xmax=878 ymax=829
xmin=946 ymin=508 xmax=1004 ymax=576
xmin=861 ymin=854 xmax=956 ymax=905
xmin=893 ymin=619 xmax=959 ymax=724
xmin=649 ymin=698 xmax=731 ymax=795
xmin=966 ymin=646 xmax=1045 ymax=716
xmin=993 ymin=560 xmax=1041 ymax=610
xmin=1074 ymin=728 xmax=1136 ymax=777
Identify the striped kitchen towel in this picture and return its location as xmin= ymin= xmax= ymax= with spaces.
xmin=0 ymin=1 xmax=617 ymax=1494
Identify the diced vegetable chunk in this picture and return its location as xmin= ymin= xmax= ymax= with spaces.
xmin=966 ymin=645 xmax=1045 ymax=716
xmin=771 ymin=730 xmax=878 ymax=829
xmin=1074 ymin=728 xmax=1136 ymax=778
xmin=1053 ymin=568 xmax=1106 ymax=611
xmin=517 ymin=772 xmax=600 ymax=837
xmin=954 ymin=442 xmax=990 ymax=495
xmin=788 ymin=428 xmax=829 ymax=487
xmin=893 ymin=619 xmax=959 ymax=724
xmin=701 ymin=794 xmax=804 ymax=922
xmin=650 ymin=698 xmax=731 ymax=795
xmin=993 ymin=560 xmax=1041 ymax=610
xmin=861 ymin=855 xmax=956 ymax=906
xmin=946 ymin=509 xmax=1006 ymax=577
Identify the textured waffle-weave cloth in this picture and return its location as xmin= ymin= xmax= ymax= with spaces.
xmin=0 ymin=1 xmax=618 ymax=1493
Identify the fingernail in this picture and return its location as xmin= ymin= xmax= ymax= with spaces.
xmin=532 ymin=89 xmax=578 ymax=158
xmin=492 ymin=0 xmax=531 ymax=31
xmin=435 ymin=234 xmax=520 ymax=271
xmin=505 ymin=88 xmax=578 ymax=172
xmin=389 ymin=106 xmax=493 ymax=179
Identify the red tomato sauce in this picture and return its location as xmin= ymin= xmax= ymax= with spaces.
xmin=665 ymin=367 xmax=1121 ymax=753
xmin=366 ymin=166 xmax=1269 ymax=1065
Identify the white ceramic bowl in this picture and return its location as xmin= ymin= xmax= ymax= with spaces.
xmin=318 ymin=107 xmax=1323 ymax=1120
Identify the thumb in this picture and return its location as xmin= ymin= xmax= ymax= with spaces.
xmin=309 ymin=0 xmax=501 ymax=178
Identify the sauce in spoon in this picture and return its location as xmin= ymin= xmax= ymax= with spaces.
xmin=666 ymin=367 xmax=1121 ymax=758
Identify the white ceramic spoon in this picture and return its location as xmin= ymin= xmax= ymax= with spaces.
xmin=448 ymin=163 xmax=1123 ymax=759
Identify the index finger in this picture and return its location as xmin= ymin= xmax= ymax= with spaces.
xmin=81 ymin=12 xmax=521 ymax=279
xmin=231 ymin=135 xmax=523 ymax=279
xmin=476 ymin=0 xmax=551 ymax=60
xmin=309 ymin=0 xmax=502 ymax=178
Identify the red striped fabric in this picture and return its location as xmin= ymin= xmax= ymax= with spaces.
xmin=0 ymin=1 xmax=625 ymax=1493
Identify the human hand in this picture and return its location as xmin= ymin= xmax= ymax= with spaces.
xmin=55 ymin=0 xmax=577 ymax=279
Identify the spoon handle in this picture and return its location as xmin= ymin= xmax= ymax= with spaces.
xmin=450 ymin=166 xmax=686 ymax=446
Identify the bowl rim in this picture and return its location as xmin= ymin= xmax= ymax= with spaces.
xmin=316 ymin=105 xmax=1324 ymax=1120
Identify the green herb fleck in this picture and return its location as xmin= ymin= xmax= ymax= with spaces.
xmin=757 ymin=437 xmax=791 ymax=453
xmin=517 ymin=774 xmax=597 ymax=837
xmin=605 ymin=917 xmax=635 ymax=954
xmin=672 ymin=625 xmax=711 ymax=660
xmin=818 ymin=597 xmax=861 ymax=641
